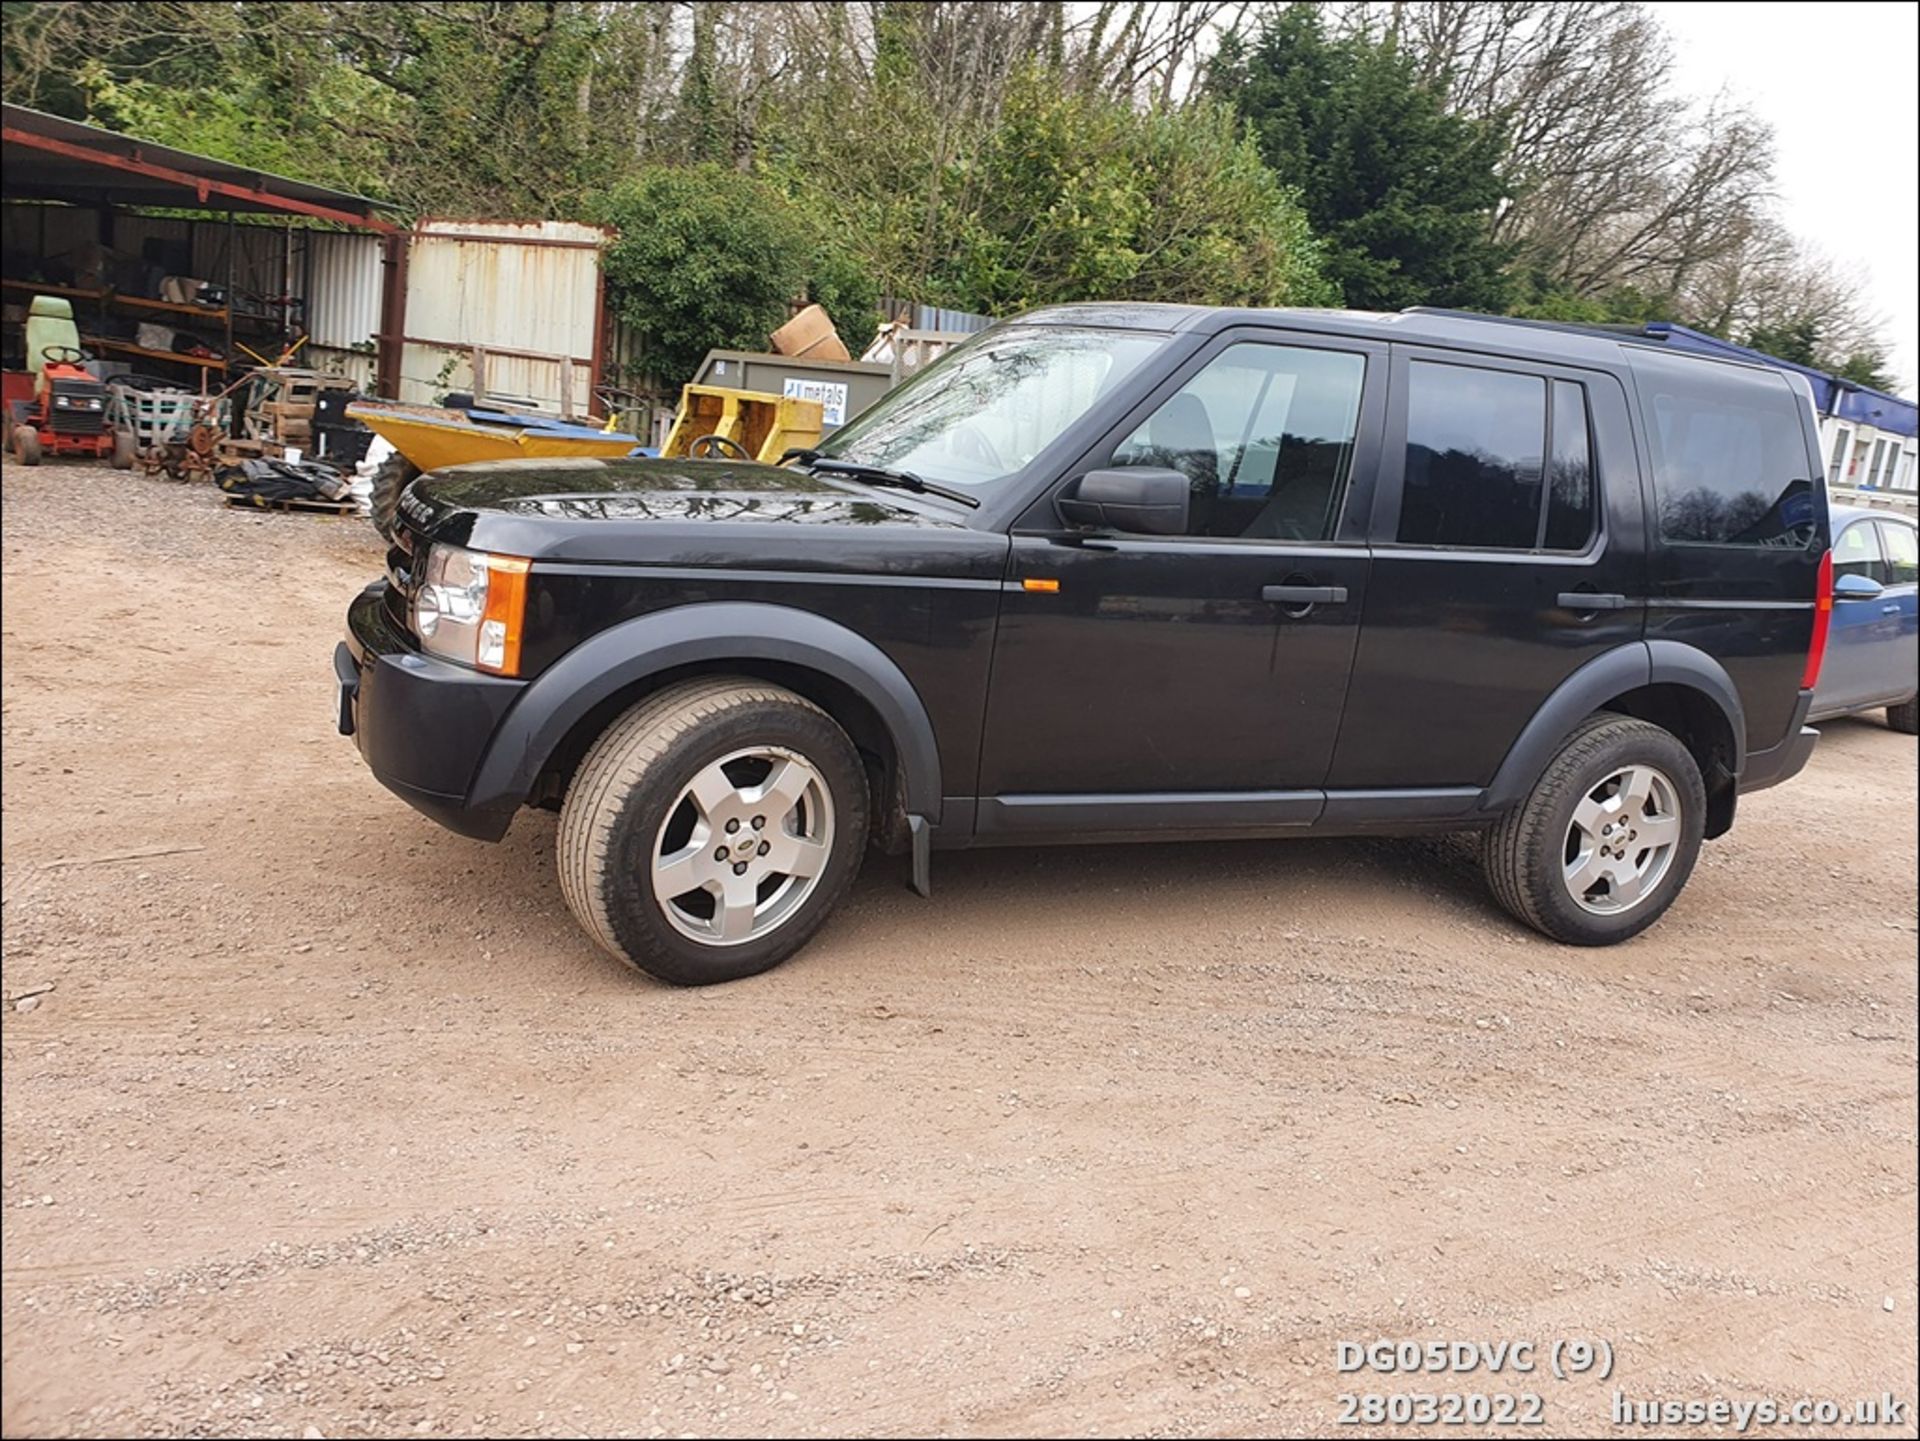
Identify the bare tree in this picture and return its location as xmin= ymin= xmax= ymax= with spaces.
xmin=1331 ymin=2 xmax=1773 ymax=304
xmin=1686 ymin=221 xmax=1885 ymax=357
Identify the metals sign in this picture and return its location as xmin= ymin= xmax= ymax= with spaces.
xmin=782 ymin=378 xmax=849 ymax=427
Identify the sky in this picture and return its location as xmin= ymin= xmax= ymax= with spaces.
xmin=1648 ymin=1 xmax=1919 ymax=396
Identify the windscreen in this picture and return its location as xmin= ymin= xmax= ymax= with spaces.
xmin=818 ymin=326 xmax=1170 ymax=488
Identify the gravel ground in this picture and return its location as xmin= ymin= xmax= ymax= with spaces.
xmin=3 ymin=460 xmax=1916 ymax=1438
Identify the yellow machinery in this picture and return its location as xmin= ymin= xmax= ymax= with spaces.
xmin=347 ymin=399 xmax=641 ymax=471
xmin=660 ymin=384 xmax=823 ymax=464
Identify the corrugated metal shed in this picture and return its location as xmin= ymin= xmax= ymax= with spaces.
xmin=910 ymin=303 xmax=992 ymax=334
xmin=1 ymin=200 xmax=96 ymax=258
xmin=4 ymin=201 xmax=383 ymax=388
xmin=305 ymin=231 xmax=384 ymax=389
xmin=398 ymin=219 xmax=610 ymax=415
xmin=1 ymin=102 xmax=399 ymax=230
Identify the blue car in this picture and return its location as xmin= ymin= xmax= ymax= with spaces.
xmin=1810 ymin=505 xmax=1919 ymax=733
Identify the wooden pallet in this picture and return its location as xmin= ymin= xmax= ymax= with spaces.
xmin=222 ymin=493 xmax=358 ymax=516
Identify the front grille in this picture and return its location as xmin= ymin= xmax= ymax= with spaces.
xmin=383 ymin=527 xmax=419 ymax=632
xmin=50 ymin=410 xmax=106 ymax=436
xmin=50 ymin=383 xmax=108 ymax=436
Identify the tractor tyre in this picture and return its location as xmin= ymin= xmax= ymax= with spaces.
xmin=370 ymin=453 xmax=419 ymax=542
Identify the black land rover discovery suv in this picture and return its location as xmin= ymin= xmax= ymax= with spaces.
xmin=337 ymin=305 xmax=1830 ymax=985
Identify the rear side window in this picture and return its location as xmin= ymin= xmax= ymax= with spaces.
xmin=1831 ymin=522 xmax=1886 ymax=583
xmin=1635 ymin=351 xmax=1816 ymax=547
xmin=1544 ymin=380 xmax=1596 ymax=550
xmin=1880 ymin=521 xmax=1919 ymax=585
xmin=1398 ymin=361 xmax=1595 ymax=550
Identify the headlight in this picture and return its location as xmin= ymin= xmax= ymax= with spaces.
xmin=411 ymin=544 xmax=531 ymax=676
xmin=54 ymin=395 xmax=71 ymax=408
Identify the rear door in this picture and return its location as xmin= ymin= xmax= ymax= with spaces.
xmin=1329 ymin=347 xmax=1643 ymax=789
xmin=1630 ymin=350 xmax=1827 ymax=754
xmin=975 ymin=328 xmax=1384 ymax=815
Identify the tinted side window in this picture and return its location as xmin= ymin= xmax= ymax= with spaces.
xmin=1635 ymin=351 xmax=1816 ymax=547
xmin=1113 ymin=343 xmax=1365 ymax=540
xmin=1544 ymin=379 xmax=1596 ymax=550
xmin=1399 ymin=362 xmax=1545 ymax=549
xmin=1879 ymin=521 xmax=1919 ymax=585
xmin=1831 ymin=522 xmax=1886 ymax=584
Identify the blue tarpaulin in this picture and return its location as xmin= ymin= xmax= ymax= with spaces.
xmin=1639 ymin=323 xmax=1916 ymax=438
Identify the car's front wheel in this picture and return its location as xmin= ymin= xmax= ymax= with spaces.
xmin=1483 ymin=713 xmax=1706 ymax=945
xmin=557 ymin=679 xmax=869 ymax=984
xmin=1888 ymin=696 xmax=1918 ymax=735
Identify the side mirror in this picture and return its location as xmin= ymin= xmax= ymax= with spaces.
xmin=1056 ymin=466 xmax=1190 ymax=536
xmin=1834 ymin=572 xmax=1885 ymax=601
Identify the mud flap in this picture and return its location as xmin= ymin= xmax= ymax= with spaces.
xmin=907 ymin=814 xmax=931 ymax=898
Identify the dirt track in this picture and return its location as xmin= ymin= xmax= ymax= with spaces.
xmin=3 ymin=461 xmax=1916 ymax=1438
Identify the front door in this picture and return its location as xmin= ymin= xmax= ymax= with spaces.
xmin=975 ymin=331 xmax=1385 ymax=828
xmin=1822 ymin=519 xmax=1893 ymax=711
xmin=1876 ymin=519 xmax=1920 ymax=703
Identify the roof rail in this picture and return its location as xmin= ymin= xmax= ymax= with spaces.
xmin=1399 ymin=306 xmax=1643 ymax=345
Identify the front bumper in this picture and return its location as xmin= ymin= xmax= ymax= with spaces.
xmin=1738 ymin=688 xmax=1818 ymax=794
xmin=338 ymin=582 xmax=525 ymax=840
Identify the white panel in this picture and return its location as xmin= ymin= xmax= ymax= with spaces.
xmin=404 ymin=219 xmax=605 ymax=413
xmin=307 ymin=343 xmax=375 ymax=390
xmin=306 ymin=231 xmax=384 ymax=352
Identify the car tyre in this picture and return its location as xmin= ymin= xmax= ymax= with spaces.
xmin=369 ymin=453 xmax=420 ymax=542
xmin=1889 ymin=695 xmax=1918 ymax=735
xmin=558 ymin=678 xmax=870 ymax=985
xmin=1484 ymin=712 xmax=1706 ymax=945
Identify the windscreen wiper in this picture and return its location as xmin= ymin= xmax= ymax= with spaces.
xmin=803 ymin=457 xmax=981 ymax=509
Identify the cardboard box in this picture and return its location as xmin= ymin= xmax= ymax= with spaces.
xmin=160 ymin=276 xmax=213 ymax=306
xmin=769 ymin=303 xmax=850 ymax=362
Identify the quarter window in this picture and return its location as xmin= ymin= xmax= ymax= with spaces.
xmin=1830 ymin=523 xmax=1886 ymax=584
xmin=1878 ymin=521 xmax=1919 ymax=586
xmin=1635 ymin=351 xmax=1815 ymax=547
xmin=1112 ymin=343 xmax=1366 ymax=540
xmin=1398 ymin=362 xmax=1594 ymax=551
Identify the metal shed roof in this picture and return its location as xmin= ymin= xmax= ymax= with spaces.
xmin=0 ymin=103 xmax=400 ymax=232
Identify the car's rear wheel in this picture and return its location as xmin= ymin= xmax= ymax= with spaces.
xmin=1484 ymin=713 xmax=1706 ymax=945
xmin=557 ymin=679 xmax=869 ymax=985
xmin=1888 ymin=696 xmax=1918 ymax=734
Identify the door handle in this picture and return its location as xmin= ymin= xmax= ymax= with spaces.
xmin=1557 ymin=591 xmax=1630 ymax=611
xmin=1261 ymin=584 xmax=1347 ymax=605
xmin=1884 ymin=604 xmax=1902 ymax=615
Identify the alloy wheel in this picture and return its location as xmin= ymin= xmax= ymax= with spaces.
xmin=1562 ymin=763 xmax=1682 ymax=916
xmin=650 ymin=746 xmax=834 ymax=946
